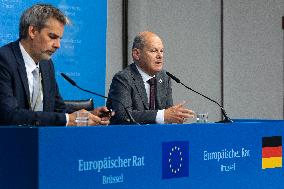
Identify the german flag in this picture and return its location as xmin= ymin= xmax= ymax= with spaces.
xmin=262 ymin=136 xmax=282 ymax=169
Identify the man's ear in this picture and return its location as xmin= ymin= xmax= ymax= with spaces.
xmin=132 ymin=48 xmax=140 ymax=61
xmin=28 ymin=25 xmax=38 ymax=39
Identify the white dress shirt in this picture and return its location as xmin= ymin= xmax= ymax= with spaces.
xmin=19 ymin=42 xmax=42 ymax=104
xmin=19 ymin=42 xmax=69 ymax=125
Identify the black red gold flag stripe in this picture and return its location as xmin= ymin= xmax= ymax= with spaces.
xmin=262 ymin=136 xmax=282 ymax=169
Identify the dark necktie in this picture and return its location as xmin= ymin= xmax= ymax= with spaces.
xmin=147 ymin=77 xmax=156 ymax=110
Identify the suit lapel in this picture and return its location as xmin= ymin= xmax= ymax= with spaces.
xmin=130 ymin=64 xmax=149 ymax=109
xmin=12 ymin=41 xmax=31 ymax=109
xmin=39 ymin=61 xmax=50 ymax=111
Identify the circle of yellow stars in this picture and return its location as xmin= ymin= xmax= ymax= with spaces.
xmin=168 ymin=146 xmax=183 ymax=174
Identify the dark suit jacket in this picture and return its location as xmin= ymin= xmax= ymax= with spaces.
xmin=107 ymin=63 xmax=173 ymax=124
xmin=0 ymin=40 xmax=67 ymax=126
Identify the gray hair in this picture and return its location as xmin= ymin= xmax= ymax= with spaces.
xmin=19 ymin=4 xmax=69 ymax=39
xmin=132 ymin=34 xmax=147 ymax=50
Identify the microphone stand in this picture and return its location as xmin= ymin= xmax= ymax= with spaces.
xmin=166 ymin=72 xmax=233 ymax=123
xmin=179 ymin=82 xmax=232 ymax=123
xmin=61 ymin=73 xmax=138 ymax=124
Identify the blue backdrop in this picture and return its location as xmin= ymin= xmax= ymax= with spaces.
xmin=0 ymin=0 xmax=107 ymax=106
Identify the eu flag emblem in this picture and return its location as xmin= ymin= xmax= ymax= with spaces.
xmin=162 ymin=141 xmax=189 ymax=179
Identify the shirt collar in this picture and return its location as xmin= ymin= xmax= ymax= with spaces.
xmin=19 ymin=42 xmax=38 ymax=73
xmin=135 ymin=64 xmax=155 ymax=83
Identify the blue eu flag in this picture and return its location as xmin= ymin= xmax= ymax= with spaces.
xmin=162 ymin=141 xmax=189 ymax=179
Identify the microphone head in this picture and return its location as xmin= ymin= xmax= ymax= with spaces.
xmin=166 ymin=71 xmax=180 ymax=83
xmin=61 ymin=73 xmax=77 ymax=86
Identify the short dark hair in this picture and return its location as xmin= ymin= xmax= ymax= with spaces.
xmin=19 ymin=4 xmax=69 ymax=39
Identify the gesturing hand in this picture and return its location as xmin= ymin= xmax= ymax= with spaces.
xmin=164 ymin=102 xmax=195 ymax=124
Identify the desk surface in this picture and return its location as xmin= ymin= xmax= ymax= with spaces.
xmin=0 ymin=120 xmax=284 ymax=189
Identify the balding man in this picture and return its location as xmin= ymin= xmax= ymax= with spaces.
xmin=107 ymin=31 xmax=194 ymax=125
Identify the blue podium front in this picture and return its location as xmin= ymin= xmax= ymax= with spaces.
xmin=0 ymin=120 xmax=284 ymax=188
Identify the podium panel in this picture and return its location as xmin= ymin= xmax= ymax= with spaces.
xmin=0 ymin=120 xmax=284 ymax=188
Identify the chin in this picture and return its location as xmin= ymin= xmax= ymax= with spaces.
xmin=41 ymin=55 xmax=51 ymax=61
xmin=154 ymin=67 xmax=163 ymax=73
xmin=151 ymin=69 xmax=162 ymax=76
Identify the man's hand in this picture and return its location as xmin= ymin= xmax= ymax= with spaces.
xmin=91 ymin=106 xmax=114 ymax=124
xmin=67 ymin=108 xmax=111 ymax=126
xmin=164 ymin=102 xmax=195 ymax=124
xmin=91 ymin=106 xmax=111 ymax=117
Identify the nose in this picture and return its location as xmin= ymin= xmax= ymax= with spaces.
xmin=157 ymin=51 xmax=163 ymax=59
xmin=53 ymin=38 xmax=61 ymax=49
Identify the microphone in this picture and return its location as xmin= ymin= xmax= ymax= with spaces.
xmin=61 ymin=73 xmax=138 ymax=124
xmin=166 ymin=71 xmax=233 ymax=123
